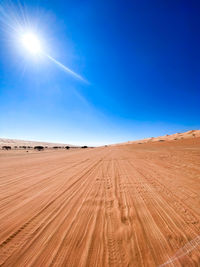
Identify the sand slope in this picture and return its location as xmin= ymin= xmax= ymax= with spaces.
xmin=0 ymin=138 xmax=77 ymax=148
xmin=0 ymin=138 xmax=200 ymax=266
xmin=116 ymin=129 xmax=200 ymax=145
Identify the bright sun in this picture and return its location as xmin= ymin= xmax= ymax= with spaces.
xmin=21 ymin=33 xmax=41 ymax=54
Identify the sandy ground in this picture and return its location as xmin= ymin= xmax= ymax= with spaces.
xmin=0 ymin=138 xmax=200 ymax=266
xmin=116 ymin=130 xmax=200 ymax=145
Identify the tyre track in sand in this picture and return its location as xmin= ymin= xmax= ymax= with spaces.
xmin=0 ymin=152 xmax=104 ymax=266
xmin=0 ymin=139 xmax=200 ymax=266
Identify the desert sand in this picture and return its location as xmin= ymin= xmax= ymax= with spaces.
xmin=0 ymin=138 xmax=77 ymax=149
xmin=116 ymin=130 xmax=200 ymax=145
xmin=0 ymin=136 xmax=200 ymax=266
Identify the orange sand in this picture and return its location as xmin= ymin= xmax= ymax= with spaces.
xmin=0 ymin=137 xmax=200 ymax=266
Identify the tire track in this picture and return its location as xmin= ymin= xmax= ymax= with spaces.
xmin=0 ymin=157 xmax=103 ymax=266
xmin=0 ymin=141 xmax=199 ymax=266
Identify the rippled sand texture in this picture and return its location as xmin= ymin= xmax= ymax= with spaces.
xmin=0 ymin=138 xmax=200 ymax=266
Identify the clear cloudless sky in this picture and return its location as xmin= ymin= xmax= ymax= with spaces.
xmin=0 ymin=0 xmax=199 ymax=146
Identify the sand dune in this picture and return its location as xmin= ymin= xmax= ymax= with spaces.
xmin=0 ymin=138 xmax=78 ymax=148
xmin=116 ymin=129 xmax=200 ymax=146
xmin=0 ymin=136 xmax=200 ymax=266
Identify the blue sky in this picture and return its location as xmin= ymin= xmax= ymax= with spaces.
xmin=0 ymin=0 xmax=199 ymax=146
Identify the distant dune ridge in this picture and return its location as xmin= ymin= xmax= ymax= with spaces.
xmin=1 ymin=130 xmax=200 ymax=148
xmin=116 ymin=129 xmax=200 ymax=146
xmin=0 ymin=138 xmax=78 ymax=148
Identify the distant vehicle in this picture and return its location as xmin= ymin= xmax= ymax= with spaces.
xmin=81 ymin=146 xmax=88 ymax=149
xmin=34 ymin=146 xmax=44 ymax=151
xmin=2 ymin=146 xmax=11 ymax=150
xmin=65 ymin=146 xmax=70 ymax=149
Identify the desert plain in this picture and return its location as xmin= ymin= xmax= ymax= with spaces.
xmin=0 ymin=132 xmax=200 ymax=266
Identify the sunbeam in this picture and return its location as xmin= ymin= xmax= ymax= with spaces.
xmin=0 ymin=2 xmax=87 ymax=83
xmin=45 ymin=54 xmax=87 ymax=83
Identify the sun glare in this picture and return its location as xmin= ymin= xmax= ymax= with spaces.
xmin=21 ymin=33 xmax=41 ymax=54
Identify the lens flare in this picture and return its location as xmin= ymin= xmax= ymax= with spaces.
xmin=21 ymin=33 xmax=41 ymax=54
xmin=0 ymin=3 xmax=87 ymax=82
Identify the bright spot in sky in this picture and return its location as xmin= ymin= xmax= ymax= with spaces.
xmin=19 ymin=31 xmax=87 ymax=82
xmin=21 ymin=33 xmax=41 ymax=54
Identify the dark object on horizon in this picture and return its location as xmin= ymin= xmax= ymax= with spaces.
xmin=14 ymin=146 xmax=18 ymax=149
xmin=81 ymin=146 xmax=88 ymax=149
xmin=34 ymin=146 xmax=44 ymax=151
xmin=2 ymin=146 xmax=11 ymax=150
xmin=159 ymin=140 xmax=165 ymax=142
xmin=65 ymin=146 xmax=70 ymax=149
xmin=22 ymin=146 xmax=27 ymax=149
xmin=53 ymin=146 xmax=59 ymax=149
